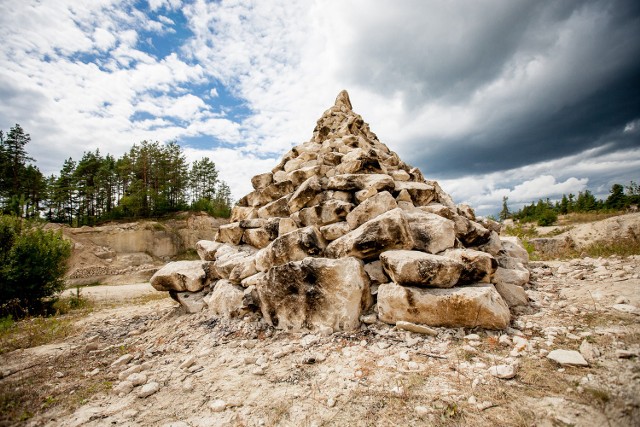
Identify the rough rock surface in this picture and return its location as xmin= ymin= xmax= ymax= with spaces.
xmin=149 ymin=90 xmax=531 ymax=330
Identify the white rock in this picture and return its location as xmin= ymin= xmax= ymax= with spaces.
xmin=395 ymin=320 xmax=438 ymax=336
xmin=137 ymin=382 xmax=160 ymax=398
xmin=488 ymin=364 xmax=517 ymax=379
xmin=209 ymin=399 xmax=227 ymax=412
xmin=547 ymin=349 xmax=589 ymax=366
xmin=127 ymin=372 xmax=147 ymax=386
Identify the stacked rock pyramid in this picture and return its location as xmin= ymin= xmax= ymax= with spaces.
xmin=150 ymin=90 xmax=531 ymax=331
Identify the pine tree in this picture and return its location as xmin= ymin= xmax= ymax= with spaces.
xmin=499 ymin=196 xmax=510 ymax=221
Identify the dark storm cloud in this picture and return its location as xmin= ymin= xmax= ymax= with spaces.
xmin=340 ymin=0 xmax=640 ymax=177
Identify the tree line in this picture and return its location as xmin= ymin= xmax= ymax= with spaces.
xmin=500 ymin=182 xmax=640 ymax=226
xmin=0 ymin=124 xmax=232 ymax=225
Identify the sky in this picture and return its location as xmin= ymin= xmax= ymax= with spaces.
xmin=0 ymin=0 xmax=639 ymax=216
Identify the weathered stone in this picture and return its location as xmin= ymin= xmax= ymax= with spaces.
xmin=346 ymin=191 xmax=397 ymax=229
xmin=278 ymin=217 xmax=297 ymax=236
xmin=457 ymin=204 xmax=476 ymax=221
xmin=230 ymin=206 xmax=257 ymax=222
xmin=288 ymin=176 xmax=322 ymax=213
xmin=239 ymin=218 xmax=267 ymax=229
xmin=256 ymin=226 xmax=327 ymax=270
xmin=137 ymin=382 xmax=160 ymax=398
xmin=196 ymin=240 xmax=223 ymax=261
xmin=215 ymin=222 xmax=244 ymax=245
xmin=214 ymin=250 xmax=257 ymax=282
xmin=335 ymin=148 xmax=385 ymax=174
xmin=261 ymin=180 xmax=295 ymax=201
xmin=293 ymin=200 xmax=353 ymax=227
xmin=241 ymin=190 xmax=271 ymax=207
xmin=477 ymin=231 xmax=502 ymax=256
xmin=453 ymin=215 xmax=491 ymax=247
xmin=257 ymin=196 xmax=290 ymax=218
xmin=240 ymin=271 xmax=265 ymax=288
xmin=426 ymin=180 xmax=457 ymax=209
xmin=500 ymin=236 xmax=529 ymax=264
xmin=325 ymin=208 xmax=414 ymax=261
xmin=443 ymin=249 xmax=496 ymax=284
xmin=288 ymin=166 xmax=321 ymax=186
xmin=380 ymin=250 xmax=463 ymax=288
xmin=256 ymin=257 xmax=370 ymax=330
xmin=150 ymin=261 xmax=212 ymax=292
xmin=205 ymin=280 xmax=247 ymax=318
xmin=326 ymin=174 xmax=394 ymax=192
xmin=419 ymin=203 xmax=455 ymax=220
xmin=488 ymin=364 xmax=517 ymax=379
xmin=354 ymin=186 xmax=377 ymax=204
xmin=319 ymin=221 xmax=351 ymax=241
xmin=251 ymin=172 xmax=273 ymax=190
xmin=395 ymin=320 xmax=438 ymax=336
xmin=403 ymin=209 xmax=455 ymax=254
xmin=377 ymin=282 xmax=510 ymax=329
xmin=493 ymin=267 xmax=529 ymax=288
xmin=394 ymin=181 xmax=436 ymax=206
xmin=408 ymin=167 xmax=425 ymax=183
xmin=547 ymin=349 xmax=589 ymax=366
xmin=494 ymin=282 xmax=529 ymax=307
xmin=395 ymin=189 xmax=413 ymax=203
xmin=364 ymin=260 xmax=389 ymax=286
xmin=529 ymin=237 xmax=574 ymax=258
xmin=170 ymin=290 xmax=207 ymax=313
xmin=272 ymin=170 xmax=288 ymax=183
xmin=242 ymin=228 xmax=271 ymax=249
xmin=390 ymin=169 xmax=410 ymax=182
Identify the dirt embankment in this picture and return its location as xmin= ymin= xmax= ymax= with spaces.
xmin=50 ymin=212 xmax=228 ymax=286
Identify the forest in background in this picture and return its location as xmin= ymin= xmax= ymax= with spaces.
xmin=0 ymin=124 xmax=232 ymax=225
xmin=500 ymin=182 xmax=640 ymax=226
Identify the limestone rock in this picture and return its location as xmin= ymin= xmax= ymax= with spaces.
xmin=403 ymin=209 xmax=455 ymax=254
xmin=380 ymin=250 xmax=463 ymax=288
xmin=256 ymin=257 xmax=371 ymax=330
xmin=547 ymin=349 xmax=589 ymax=366
xmin=364 ymin=260 xmax=389 ymax=286
xmin=394 ymin=181 xmax=436 ymax=206
xmin=170 ymin=290 xmax=207 ymax=313
xmin=443 ymin=249 xmax=496 ymax=284
xmin=215 ymin=222 xmax=244 ymax=245
xmin=206 ymin=280 xmax=246 ymax=318
xmin=257 ymin=196 xmax=290 ymax=218
xmin=319 ymin=221 xmax=351 ymax=241
xmin=325 ymin=208 xmax=414 ymax=260
xmin=230 ymin=206 xmax=257 ymax=222
xmin=288 ymin=176 xmax=322 ymax=213
xmin=251 ymin=172 xmax=273 ymax=190
xmin=494 ymin=282 xmax=529 ymax=308
xmin=256 ymin=226 xmax=327 ymax=271
xmin=196 ymin=240 xmax=223 ymax=261
xmin=493 ymin=267 xmax=529 ymax=288
xmin=377 ymin=282 xmax=510 ymax=329
xmin=500 ymin=236 xmax=529 ymax=264
xmin=150 ymin=261 xmax=212 ymax=292
xmin=326 ymin=173 xmax=394 ymax=192
xmin=395 ymin=320 xmax=438 ymax=336
xmin=346 ymin=191 xmax=397 ymax=229
xmin=242 ymin=227 xmax=271 ymax=249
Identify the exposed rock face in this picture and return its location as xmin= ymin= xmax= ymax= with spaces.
xmin=149 ymin=90 xmax=530 ymax=331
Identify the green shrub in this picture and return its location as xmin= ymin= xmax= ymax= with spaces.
xmin=0 ymin=215 xmax=72 ymax=316
xmin=537 ymin=210 xmax=558 ymax=226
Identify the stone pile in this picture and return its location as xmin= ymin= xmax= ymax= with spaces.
xmin=150 ymin=90 xmax=531 ymax=331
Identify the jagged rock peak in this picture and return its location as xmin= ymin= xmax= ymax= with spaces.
xmin=335 ymin=89 xmax=352 ymax=110
xmin=312 ymin=90 xmax=379 ymax=144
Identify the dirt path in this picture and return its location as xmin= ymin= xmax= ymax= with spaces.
xmin=2 ymin=256 xmax=639 ymax=427
xmin=62 ymin=283 xmax=156 ymax=302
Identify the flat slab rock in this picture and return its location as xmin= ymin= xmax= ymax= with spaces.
xmin=377 ymin=282 xmax=510 ymax=329
xmin=547 ymin=349 xmax=589 ymax=366
xmin=380 ymin=250 xmax=463 ymax=288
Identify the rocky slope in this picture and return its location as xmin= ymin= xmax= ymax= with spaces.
xmin=50 ymin=213 xmax=227 ymax=286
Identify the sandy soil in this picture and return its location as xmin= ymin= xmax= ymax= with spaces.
xmin=61 ymin=284 xmax=156 ymax=302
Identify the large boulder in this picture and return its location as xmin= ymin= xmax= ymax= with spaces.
xmin=403 ymin=209 xmax=456 ymax=254
xmin=325 ymin=208 xmax=414 ymax=260
xmin=150 ymin=261 xmax=213 ymax=292
xmin=256 ymin=226 xmax=327 ymax=271
xmin=379 ymin=250 xmax=463 ymax=288
xmin=205 ymin=280 xmax=247 ymax=318
xmin=256 ymin=257 xmax=371 ymax=331
xmin=377 ymin=282 xmax=510 ymax=329
xmin=443 ymin=248 xmax=496 ymax=284
xmin=346 ymin=191 xmax=397 ymax=229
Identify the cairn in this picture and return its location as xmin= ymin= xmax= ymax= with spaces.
xmin=150 ymin=90 xmax=530 ymax=331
